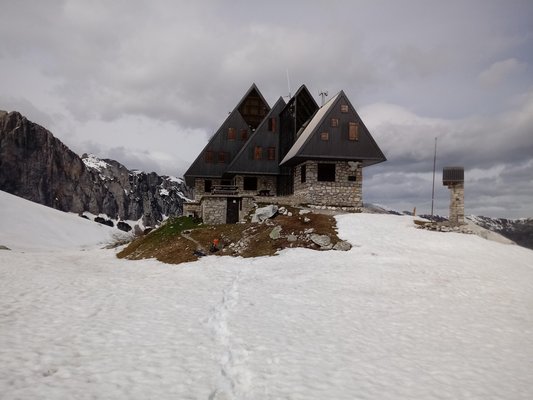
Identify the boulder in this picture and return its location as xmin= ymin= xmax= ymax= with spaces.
xmin=269 ymin=226 xmax=282 ymax=240
xmin=310 ymin=234 xmax=331 ymax=248
xmin=333 ymin=241 xmax=352 ymax=251
xmin=252 ymin=205 xmax=278 ymax=223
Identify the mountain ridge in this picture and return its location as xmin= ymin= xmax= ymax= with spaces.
xmin=0 ymin=110 xmax=190 ymax=227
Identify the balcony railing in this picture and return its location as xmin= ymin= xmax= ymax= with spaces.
xmin=211 ymin=185 xmax=239 ymax=195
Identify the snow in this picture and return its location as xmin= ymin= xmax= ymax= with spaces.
xmin=1 ymin=192 xmax=533 ymax=399
xmin=159 ymin=188 xmax=170 ymax=196
xmin=81 ymin=154 xmax=109 ymax=172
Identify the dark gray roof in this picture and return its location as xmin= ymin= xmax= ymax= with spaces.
xmin=280 ymin=90 xmax=386 ymax=167
xmin=225 ymin=97 xmax=286 ymax=176
xmin=184 ymin=84 xmax=271 ymax=186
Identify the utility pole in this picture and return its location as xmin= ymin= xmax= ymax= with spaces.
xmin=431 ymin=137 xmax=438 ymax=217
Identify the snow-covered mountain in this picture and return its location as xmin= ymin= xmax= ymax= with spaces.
xmin=0 ymin=110 xmax=191 ymax=227
xmin=1 ymin=186 xmax=532 ymax=399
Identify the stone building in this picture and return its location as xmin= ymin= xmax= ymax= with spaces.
xmin=184 ymin=84 xmax=386 ymax=224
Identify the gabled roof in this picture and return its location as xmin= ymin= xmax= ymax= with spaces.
xmin=279 ymin=84 xmax=319 ymax=134
xmin=225 ymin=97 xmax=286 ymax=176
xmin=184 ymin=84 xmax=271 ymax=186
xmin=280 ymin=90 xmax=386 ymax=167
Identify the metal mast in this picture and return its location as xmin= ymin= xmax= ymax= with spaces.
xmin=431 ymin=137 xmax=438 ymax=217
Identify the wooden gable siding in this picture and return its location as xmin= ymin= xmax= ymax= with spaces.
xmin=225 ymin=97 xmax=286 ymax=176
xmin=184 ymin=84 xmax=271 ymax=187
xmin=282 ymin=91 xmax=386 ymax=167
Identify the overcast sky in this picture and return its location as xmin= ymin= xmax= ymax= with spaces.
xmin=1 ymin=0 xmax=532 ymax=218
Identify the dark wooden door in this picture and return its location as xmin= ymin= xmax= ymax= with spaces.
xmin=226 ymin=198 xmax=240 ymax=224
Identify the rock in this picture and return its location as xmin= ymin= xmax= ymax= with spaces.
xmin=304 ymin=228 xmax=314 ymax=234
xmin=333 ymin=241 xmax=352 ymax=251
xmin=94 ymin=216 xmax=114 ymax=227
xmin=278 ymin=206 xmax=287 ymax=215
xmin=303 ymin=217 xmax=311 ymax=223
xmin=269 ymin=226 xmax=282 ymax=240
xmin=310 ymin=234 xmax=331 ymax=248
xmin=287 ymin=212 xmax=292 ymax=217
xmin=252 ymin=205 xmax=278 ymax=223
xmin=0 ymin=245 xmax=11 ymax=250
xmin=299 ymin=209 xmax=311 ymax=215
xmin=287 ymin=234 xmax=298 ymax=242
xmin=117 ymin=221 xmax=132 ymax=232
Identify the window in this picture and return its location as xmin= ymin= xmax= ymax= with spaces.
xmin=268 ymin=117 xmax=276 ymax=132
xmin=221 ymin=179 xmax=232 ymax=186
xmin=228 ymin=127 xmax=236 ymax=140
xmin=331 ymin=118 xmax=339 ymax=127
xmin=218 ymin=152 xmax=227 ymax=163
xmin=240 ymin=129 xmax=248 ymax=141
xmin=340 ymin=104 xmax=349 ymax=113
xmin=348 ymin=175 xmax=357 ymax=182
xmin=254 ymin=146 xmax=262 ymax=160
xmin=204 ymin=179 xmax=212 ymax=193
xmin=243 ymin=177 xmax=258 ymax=191
xmin=267 ymin=147 xmax=276 ymax=160
xmin=301 ymin=164 xmax=306 ymax=183
xmin=205 ymin=150 xmax=214 ymax=163
xmin=320 ymin=132 xmax=329 ymax=141
xmin=349 ymin=122 xmax=359 ymax=141
xmin=317 ymin=163 xmax=335 ymax=182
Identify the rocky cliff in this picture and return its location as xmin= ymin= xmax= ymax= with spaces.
xmin=0 ymin=110 xmax=190 ymax=227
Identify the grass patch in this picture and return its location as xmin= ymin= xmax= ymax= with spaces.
xmin=117 ymin=206 xmax=345 ymax=265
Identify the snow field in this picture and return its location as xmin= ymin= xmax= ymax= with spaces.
xmin=1 ymin=192 xmax=532 ymax=399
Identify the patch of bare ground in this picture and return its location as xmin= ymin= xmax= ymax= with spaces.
xmin=117 ymin=205 xmax=347 ymax=265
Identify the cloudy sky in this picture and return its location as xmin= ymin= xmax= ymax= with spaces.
xmin=1 ymin=0 xmax=532 ymax=218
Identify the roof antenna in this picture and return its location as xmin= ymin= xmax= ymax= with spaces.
xmin=286 ymin=69 xmax=292 ymax=98
xmin=319 ymin=90 xmax=329 ymax=106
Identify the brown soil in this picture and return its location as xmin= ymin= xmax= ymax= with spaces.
xmin=117 ymin=206 xmax=343 ymax=265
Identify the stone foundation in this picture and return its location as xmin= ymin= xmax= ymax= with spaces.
xmin=234 ymin=175 xmax=277 ymax=196
xmin=293 ymin=160 xmax=363 ymax=207
xmin=199 ymin=195 xmax=255 ymax=225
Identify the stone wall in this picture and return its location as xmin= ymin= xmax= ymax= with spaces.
xmin=201 ymin=197 xmax=227 ymax=225
xmin=193 ymin=178 xmax=222 ymax=201
xmin=183 ymin=202 xmax=201 ymax=219
xmin=293 ymin=160 xmax=363 ymax=207
xmin=448 ymin=183 xmax=465 ymax=226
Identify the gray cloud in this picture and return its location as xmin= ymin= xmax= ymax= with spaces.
xmin=1 ymin=0 xmax=532 ymax=217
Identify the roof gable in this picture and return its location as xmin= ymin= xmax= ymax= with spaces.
xmin=280 ymin=91 xmax=386 ymax=167
xmin=226 ymin=97 xmax=286 ymax=175
xmin=184 ymin=84 xmax=271 ymax=186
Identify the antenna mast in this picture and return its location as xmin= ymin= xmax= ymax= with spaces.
xmin=431 ymin=137 xmax=438 ymax=217
xmin=318 ymin=90 xmax=328 ymax=106
xmin=286 ymin=69 xmax=291 ymax=98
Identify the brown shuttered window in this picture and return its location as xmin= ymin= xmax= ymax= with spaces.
xmin=240 ymin=129 xmax=248 ymax=140
xmin=320 ymin=132 xmax=329 ymax=141
xmin=331 ymin=118 xmax=339 ymax=127
xmin=205 ymin=150 xmax=214 ymax=163
xmin=341 ymin=104 xmax=349 ymax=113
xmin=228 ymin=127 xmax=236 ymax=140
xmin=254 ymin=146 xmax=262 ymax=160
xmin=268 ymin=117 xmax=276 ymax=132
xmin=267 ymin=147 xmax=276 ymax=160
xmin=349 ymin=122 xmax=359 ymax=141
xmin=218 ymin=152 xmax=228 ymax=163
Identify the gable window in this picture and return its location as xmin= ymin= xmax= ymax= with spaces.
xmin=340 ymin=104 xmax=349 ymax=113
xmin=243 ymin=177 xmax=258 ymax=191
xmin=331 ymin=118 xmax=339 ymax=127
xmin=267 ymin=147 xmax=276 ymax=160
xmin=320 ymin=132 xmax=329 ymax=141
xmin=205 ymin=150 xmax=214 ymax=163
xmin=204 ymin=179 xmax=212 ymax=193
xmin=301 ymin=164 xmax=306 ymax=183
xmin=317 ymin=163 xmax=335 ymax=182
xmin=228 ymin=127 xmax=236 ymax=140
xmin=240 ymin=129 xmax=248 ymax=141
xmin=268 ymin=117 xmax=276 ymax=132
xmin=349 ymin=122 xmax=359 ymax=141
xmin=218 ymin=151 xmax=228 ymax=163
xmin=254 ymin=146 xmax=262 ymax=160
